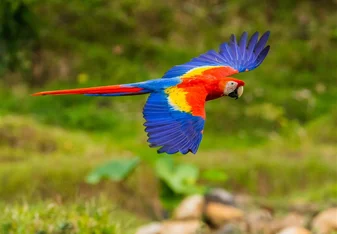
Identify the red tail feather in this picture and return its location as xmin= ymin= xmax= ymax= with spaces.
xmin=32 ymin=85 xmax=143 ymax=96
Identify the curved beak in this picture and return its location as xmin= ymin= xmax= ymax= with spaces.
xmin=237 ymin=86 xmax=244 ymax=98
xmin=228 ymin=86 xmax=244 ymax=100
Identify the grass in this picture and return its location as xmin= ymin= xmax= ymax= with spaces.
xmin=1 ymin=112 xmax=336 ymax=203
xmin=0 ymin=114 xmax=140 ymax=200
xmin=0 ymin=198 xmax=146 ymax=234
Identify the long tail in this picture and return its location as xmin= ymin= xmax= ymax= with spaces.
xmin=32 ymin=84 xmax=150 ymax=97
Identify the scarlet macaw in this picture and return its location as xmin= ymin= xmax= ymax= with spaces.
xmin=33 ymin=31 xmax=270 ymax=155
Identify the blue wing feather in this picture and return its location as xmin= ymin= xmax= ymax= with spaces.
xmin=254 ymin=31 xmax=270 ymax=55
xmin=162 ymin=31 xmax=270 ymax=79
xmin=229 ymin=34 xmax=238 ymax=66
xmin=239 ymin=32 xmax=248 ymax=58
xmin=143 ymin=92 xmax=205 ymax=154
xmin=246 ymin=32 xmax=259 ymax=61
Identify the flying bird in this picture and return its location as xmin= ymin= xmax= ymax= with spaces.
xmin=33 ymin=31 xmax=271 ymax=155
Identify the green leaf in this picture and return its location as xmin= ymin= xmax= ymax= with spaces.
xmin=173 ymin=164 xmax=199 ymax=189
xmin=86 ymin=157 xmax=140 ymax=184
xmin=201 ymin=169 xmax=228 ymax=183
xmin=155 ymin=157 xmax=205 ymax=195
xmin=155 ymin=156 xmax=174 ymax=180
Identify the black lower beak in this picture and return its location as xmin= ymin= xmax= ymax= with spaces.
xmin=228 ymin=89 xmax=239 ymax=99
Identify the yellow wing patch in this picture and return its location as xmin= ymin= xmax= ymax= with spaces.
xmin=165 ymin=87 xmax=191 ymax=113
xmin=181 ymin=66 xmax=222 ymax=79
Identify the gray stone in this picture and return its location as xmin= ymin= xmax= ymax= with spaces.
xmin=269 ymin=212 xmax=307 ymax=234
xmin=205 ymin=202 xmax=244 ymax=228
xmin=245 ymin=209 xmax=273 ymax=234
xmin=135 ymin=222 xmax=162 ymax=234
xmin=205 ymin=188 xmax=235 ymax=207
xmin=212 ymin=222 xmax=246 ymax=234
xmin=312 ymin=207 xmax=337 ymax=234
xmin=160 ymin=220 xmax=205 ymax=234
xmin=277 ymin=226 xmax=311 ymax=234
xmin=173 ymin=195 xmax=205 ymax=220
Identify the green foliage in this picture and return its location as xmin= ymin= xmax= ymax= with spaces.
xmin=302 ymin=182 xmax=337 ymax=203
xmin=155 ymin=156 xmax=205 ymax=195
xmin=85 ymin=155 xmax=209 ymax=211
xmin=86 ymin=157 xmax=140 ymax=184
xmin=201 ymin=169 xmax=228 ymax=183
xmin=154 ymin=156 xmax=206 ymax=210
xmin=0 ymin=198 xmax=145 ymax=234
xmin=0 ymin=0 xmax=39 ymax=74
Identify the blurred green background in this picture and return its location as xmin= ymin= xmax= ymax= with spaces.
xmin=0 ymin=0 xmax=336 ymax=233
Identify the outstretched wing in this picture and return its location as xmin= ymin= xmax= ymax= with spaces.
xmin=143 ymin=87 xmax=207 ymax=154
xmin=162 ymin=31 xmax=270 ymax=79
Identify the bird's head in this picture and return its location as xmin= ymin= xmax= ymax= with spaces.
xmin=222 ymin=78 xmax=245 ymax=100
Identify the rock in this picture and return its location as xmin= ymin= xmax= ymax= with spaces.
xmin=160 ymin=220 xmax=205 ymax=234
xmin=173 ymin=195 xmax=204 ymax=220
xmin=269 ymin=212 xmax=307 ymax=233
xmin=289 ymin=201 xmax=320 ymax=215
xmin=246 ymin=209 xmax=273 ymax=234
xmin=277 ymin=226 xmax=311 ymax=234
xmin=205 ymin=202 xmax=244 ymax=227
xmin=312 ymin=207 xmax=337 ymax=234
xmin=205 ymin=188 xmax=235 ymax=207
xmin=234 ymin=194 xmax=254 ymax=210
xmin=135 ymin=222 xmax=162 ymax=234
xmin=212 ymin=222 xmax=247 ymax=234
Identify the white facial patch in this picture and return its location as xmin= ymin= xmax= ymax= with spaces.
xmin=224 ymin=81 xmax=238 ymax=95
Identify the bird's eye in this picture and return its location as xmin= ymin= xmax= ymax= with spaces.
xmin=229 ymin=82 xmax=236 ymax=86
